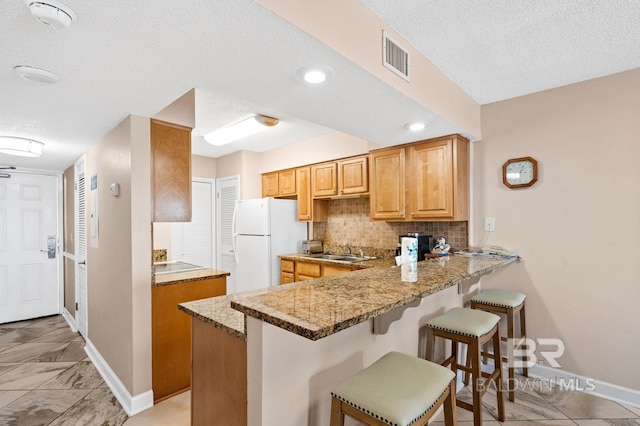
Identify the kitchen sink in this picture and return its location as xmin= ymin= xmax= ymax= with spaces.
xmin=302 ymin=253 xmax=377 ymax=263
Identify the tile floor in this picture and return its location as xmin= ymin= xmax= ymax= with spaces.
xmin=0 ymin=315 xmax=638 ymax=425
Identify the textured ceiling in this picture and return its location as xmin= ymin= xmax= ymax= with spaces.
xmin=361 ymin=0 xmax=640 ymax=104
xmin=2 ymin=1 xmax=639 ymax=171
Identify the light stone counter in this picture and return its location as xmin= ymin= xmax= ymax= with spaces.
xmin=232 ymin=254 xmax=517 ymax=340
xmin=152 ymin=268 xmax=230 ymax=287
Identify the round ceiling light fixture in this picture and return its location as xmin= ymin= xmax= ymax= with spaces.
xmin=405 ymin=122 xmax=426 ymax=132
xmin=27 ymin=0 xmax=77 ymax=29
xmin=0 ymin=137 xmax=44 ymax=157
xmin=296 ymin=66 xmax=335 ymax=84
xmin=14 ymin=65 xmax=60 ymax=84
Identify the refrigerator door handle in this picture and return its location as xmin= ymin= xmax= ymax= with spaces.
xmin=232 ymin=203 xmax=239 ymax=265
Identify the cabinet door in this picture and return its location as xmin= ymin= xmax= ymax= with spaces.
xmin=152 ymin=277 xmax=226 ymax=402
xmin=311 ymin=162 xmax=338 ymax=198
xmin=281 ymin=272 xmax=295 ymax=284
xmin=295 ymin=261 xmax=321 ymax=281
xmin=297 ymin=167 xmax=328 ymax=222
xmin=338 ymin=156 xmax=368 ymax=195
xmin=408 ymin=139 xmax=454 ymax=219
xmin=151 ymin=119 xmax=192 ymax=222
xmin=370 ymin=148 xmax=406 ymax=220
xmin=278 ymin=169 xmax=296 ymax=197
xmin=296 ymin=167 xmax=312 ymax=221
xmin=262 ymin=172 xmax=279 ymax=197
xmin=322 ymin=264 xmax=352 ymax=277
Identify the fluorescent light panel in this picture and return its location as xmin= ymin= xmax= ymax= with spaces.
xmin=204 ymin=115 xmax=279 ymax=146
xmin=0 ymin=136 xmax=44 ymax=157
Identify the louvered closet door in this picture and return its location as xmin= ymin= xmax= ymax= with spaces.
xmin=171 ymin=180 xmax=214 ymax=267
xmin=75 ymin=157 xmax=88 ymax=338
xmin=216 ymin=175 xmax=239 ymax=294
xmin=0 ymin=172 xmax=60 ymax=324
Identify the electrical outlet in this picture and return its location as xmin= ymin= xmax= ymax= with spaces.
xmin=484 ymin=217 xmax=495 ymax=232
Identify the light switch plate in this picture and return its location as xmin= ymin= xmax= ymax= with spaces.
xmin=485 ymin=217 xmax=495 ymax=232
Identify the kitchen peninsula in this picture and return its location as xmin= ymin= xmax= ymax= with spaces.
xmin=179 ymin=254 xmax=517 ymax=426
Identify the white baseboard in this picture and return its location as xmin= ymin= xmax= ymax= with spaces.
xmin=529 ymin=363 xmax=640 ymax=409
xmin=61 ymin=308 xmax=77 ymax=332
xmin=84 ymin=339 xmax=154 ymax=416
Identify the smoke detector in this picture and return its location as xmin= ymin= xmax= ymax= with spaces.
xmin=26 ymin=0 xmax=77 ymax=29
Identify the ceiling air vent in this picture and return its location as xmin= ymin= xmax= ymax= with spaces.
xmin=383 ymin=31 xmax=409 ymax=81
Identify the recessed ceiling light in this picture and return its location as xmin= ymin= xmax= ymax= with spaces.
xmin=296 ymin=66 xmax=335 ymax=84
xmin=204 ymin=115 xmax=279 ymax=146
xmin=0 ymin=137 xmax=44 ymax=157
xmin=405 ymin=122 xmax=426 ymax=132
xmin=14 ymin=65 xmax=60 ymax=84
xmin=26 ymin=0 xmax=77 ymax=29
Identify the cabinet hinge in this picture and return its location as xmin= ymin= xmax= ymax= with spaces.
xmin=75 ymin=302 xmax=78 ymax=311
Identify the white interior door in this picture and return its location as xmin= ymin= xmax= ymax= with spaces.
xmin=171 ymin=179 xmax=215 ymax=267
xmin=216 ymin=175 xmax=239 ymax=294
xmin=75 ymin=157 xmax=88 ymax=338
xmin=0 ymin=172 xmax=60 ymax=324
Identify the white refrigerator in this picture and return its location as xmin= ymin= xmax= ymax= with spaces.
xmin=231 ymin=198 xmax=307 ymax=294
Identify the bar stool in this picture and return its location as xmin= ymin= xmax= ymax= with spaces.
xmin=330 ymin=351 xmax=457 ymax=426
xmin=469 ymin=288 xmax=527 ymax=402
xmin=426 ymin=307 xmax=505 ymax=426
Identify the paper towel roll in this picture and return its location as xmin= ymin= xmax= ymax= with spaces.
xmin=401 ymin=237 xmax=418 ymax=263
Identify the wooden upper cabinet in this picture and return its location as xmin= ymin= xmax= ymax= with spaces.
xmin=408 ymin=139 xmax=454 ymax=219
xmin=338 ymin=156 xmax=368 ymax=195
xmin=311 ymin=162 xmax=338 ymax=198
xmin=151 ymin=119 xmax=192 ymax=222
xmin=262 ymin=172 xmax=279 ymax=197
xmin=296 ymin=166 xmax=327 ymax=222
xmin=369 ymin=147 xmax=406 ymax=220
xmin=407 ymin=135 xmax=468 ymax=221
xmin=370 ymin=135 xmax=468 ymax=222
xmin=278 ymin=169 xmax=296 ymax=197
xmin=296 ymin=167 xmax=312 ymax=221
xmin=262 ymin=169 xmax=296 ymax=198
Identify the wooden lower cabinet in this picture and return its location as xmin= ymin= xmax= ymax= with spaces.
xmin=295 ymin=261 xmax=321 ymax=281
xmin=191 ymin=317 xmax=247 ymax=426
xmin=281 ymin=259 xmax=354 ymax=283
xmin=151 ymin=277 xmax=226 ymax=403
xmin=323 ymin=264 xmax=352 ymax=277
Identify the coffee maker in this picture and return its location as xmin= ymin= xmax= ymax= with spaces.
xmin=397 ymin=233 xmax=434 ymax=261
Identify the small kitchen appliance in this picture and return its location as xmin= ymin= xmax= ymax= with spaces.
xmin=302 ymin=240 xmax=323 ymax=254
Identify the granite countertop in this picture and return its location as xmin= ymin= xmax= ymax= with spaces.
xmin=231 ymin=255 xmax=518 ymax=341
xmin=179 ymin=294 xmax=247 ymax=341
xmin=279 ymin=253 xmax=395 ymax=270
xmin=152 ymin=268 xmax=230 ymax=287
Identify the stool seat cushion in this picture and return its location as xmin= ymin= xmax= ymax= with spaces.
xmin=331 ymin=351 xmax=455 ymax=426
xmin=427 ymin=307 xmax=500 ymax=337
xmin=471 ymin=289 xmax=526 ymax=308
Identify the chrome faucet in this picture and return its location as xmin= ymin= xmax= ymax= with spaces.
xmin=346 ymin=243 xmax=351 ymax=255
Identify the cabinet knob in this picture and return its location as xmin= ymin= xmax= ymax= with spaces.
xmin=411 ymin=212 xmax=415 ymax=216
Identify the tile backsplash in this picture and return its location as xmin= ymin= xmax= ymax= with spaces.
xmin=153 ymin=249 xmax=167 ymax=263
xmin=313 ymin=198 xmax=468 ymax=255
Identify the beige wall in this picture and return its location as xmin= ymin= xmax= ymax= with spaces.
xmin=473 ymin=69 xmax=640 ymax=390
xmin=86 ymin=115 xmax=152 ymax=396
